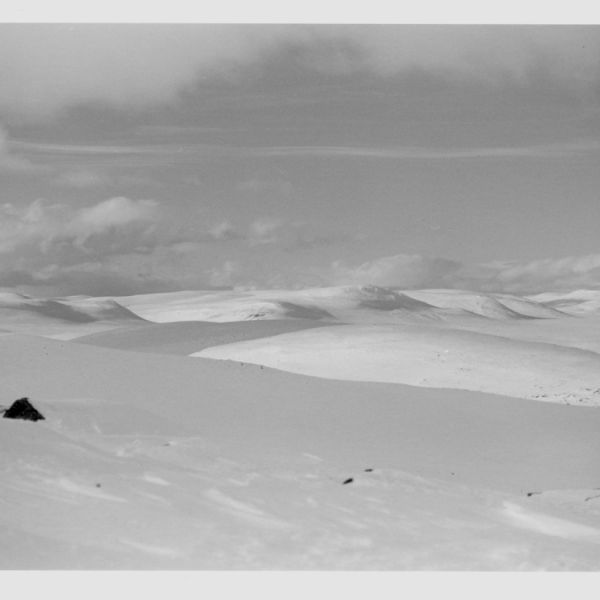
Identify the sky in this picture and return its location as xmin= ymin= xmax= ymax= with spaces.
xmin=3 ymin=24 xmax=600 ymax=296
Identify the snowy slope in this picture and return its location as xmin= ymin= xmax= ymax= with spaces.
xmin=1 ymin=333 xmax=600 ymax=569
xmin=0 ymin=292 xmax=146 ymax=339
xmin=195 ymin=323 xmax=600 ymax=405
xmin=107 ymin=289 xmax=337 ymax=323
xmin=2 ymin=286 xmax=600 ymax=570
xmin=528 ymin=290 xmax=600 ymax=315
xmin=404 ymin=289 xmax=567 ymax=319
xmin=75 ymin=319 xmax=330 ymax=355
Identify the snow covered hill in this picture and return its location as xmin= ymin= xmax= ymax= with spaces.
xmin=1 ymin=332 xmax=600 ymax=569
xmin=109 ymin=285 xmax=570 ymax=325
xmin=0 ymin=292 xmax=146 ymax=339
xmin=404 ymin=289 xmax=567 ymax=319
xmin=75 ymin=319 xmax=330 ymax=355
xmin=194 ymin=323 xmax=600 ymax=406
xmin=528 ymin=289 xmax=600 ymax=315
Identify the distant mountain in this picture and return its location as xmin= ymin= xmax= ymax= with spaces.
xmin=107 ymin=285 xmax=569 ymax=324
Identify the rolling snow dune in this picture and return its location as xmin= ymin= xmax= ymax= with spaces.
xmin=0 ymin=292 xmax=146 ymax=339
xmin=404 ymin=289 xmax=567 ymax=319
xmin=1 ymin=333 xmax=600 ymax=568
xmin=111 ymin=285 xmax=566 ymax=325
xmin=423 ymin=311 xmax=600 ymax=353
xmin=194 ymin=323 xmax=600 ymax=405
xmin=58 ymin=296 xmax=147 ymax=322
xmin=107 ymin=289 xmax=337 ymax=323
xmin=74 ymin=319 xmax=331 ymax=355
xmin=528 ymin=290 xmax=600 ymax=315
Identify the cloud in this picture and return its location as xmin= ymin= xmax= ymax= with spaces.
xmin=250 ymin=140 xmax=600 ymax=160
xmin=476 ymin=254 xmax=600 ymax=293
xmin=66 ymin=197 xmax=158 ymax=247
xmin=12 ymin=140 xmax=169 ymax=156
xmin=53 ymin=168 xmax=158 ymax=190
xmin=7 ymin=240 xmax=600 ymax=297
xmin=163 ymin=220 xmax=241 ymax=247
xmin=53 ymin=169 xmax=110 ymax=188
xmin=287 ymin=229 xmax=367 ymax=251
xmin=0 ymin=24 xmax=311 ymax=119
xmin=332 ymin=252 xmax=600 ymax=293
xmin=166 ymin=218 xmax=286 ymax=247
xmin=166 ymin=217 xmax=357 ymax=251
xmin=2 ymin=25 xmax=600 ymax=120
xmin=183 ymin=217 xmax=286 ymax=247
xmin=248 ymin=217 xmax=284 ymax=245
xmin=19 ymin=139 xmax=600 ymax=169
xmin=206 ymin=260 xmax=240 ymax=288
xmin=0 ymin=205 xmax=297 ymax=295
xmin=332 ymin=254 xmax=462 ymax=288
xmin=0 ymin=263 xmax=173 ymax=298
xmin=236 ymin=177 xmax=294 ymax=197
xmin=335 ymin=26 xmax=600 ymax=83
xmin=206 ymin=221 xmax=240 ymax=241
xmin=0 ymin=196 xmax=159 ymax=255
xmin=0 ymin=124 xmax=37 ymax=171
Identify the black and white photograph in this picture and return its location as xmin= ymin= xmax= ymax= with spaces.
xmin=1 ymin=4 xmax=600 ymax=583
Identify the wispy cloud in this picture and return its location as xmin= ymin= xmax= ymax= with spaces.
xmin=0 ymin=125 xmax=40 ymax=172
xmin=250 ymin=140 xmax=600 ymax=160
xmin=13 ymin=138 xmax=600 ymax=171
xmin=11 ymin=140 xmax=170 ymax=156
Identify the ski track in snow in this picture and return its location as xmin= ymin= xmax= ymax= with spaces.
xmin=118 ymin=538 xmax=183 ymax=558
xmin=204 ymin=488 xmax=292 ymax=530
xmin=142 ymin=473 xmax=171 ymax=486
xmin=501 ymin=501 xmax=600 ymax=542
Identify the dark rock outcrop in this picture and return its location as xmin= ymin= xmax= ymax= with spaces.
xmin=3 ymin=398 xmax=45 ymax=422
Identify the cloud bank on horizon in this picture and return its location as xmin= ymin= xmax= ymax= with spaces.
xmin=332 ymin=253 xmax=600 ymax=295
xmin=2 ymin=25 xmax=600 ymax=297
xmin=2 ymin=194 xmax=600 ymax=296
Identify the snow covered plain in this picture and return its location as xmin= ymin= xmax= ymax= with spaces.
xmin=1 ymin=285 xmax=600 ymax=569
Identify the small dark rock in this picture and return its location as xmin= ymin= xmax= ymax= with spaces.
xmin=96 ymin=483 xmax=101 ymax=488
xmin=364 ymin=468 xmax=373 ymax=472
xmin=342 ymin=478 xmax=354 ymax=485
xmin=3 ymin=398 xmax=45 ymax=422
xmin=526 ymin=491 xmax=541 ymax=497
